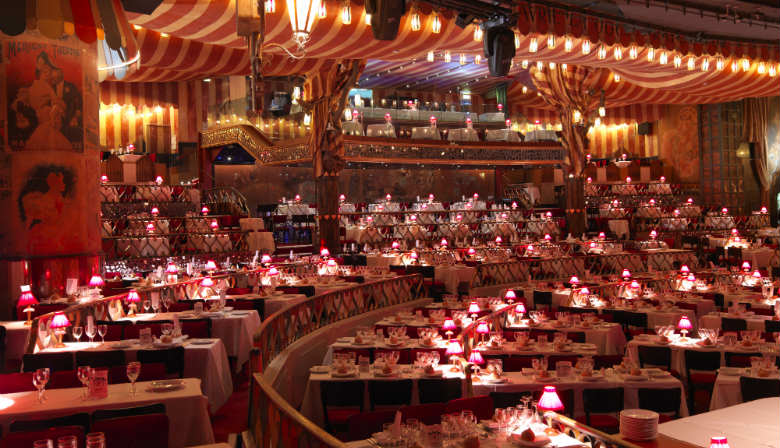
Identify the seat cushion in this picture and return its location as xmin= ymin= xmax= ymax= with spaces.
xmin=327 ymin=409 xmax=362 ymax=426
xmin=689 ymin=372 xmax=717 ymax=385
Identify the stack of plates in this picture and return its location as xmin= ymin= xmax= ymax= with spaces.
xmin=619 ymin=409 xmax=658 ymax=441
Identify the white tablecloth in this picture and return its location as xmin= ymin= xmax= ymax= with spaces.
xmin=342 ymin=121 xmax=364 ymax=136
xmin=1 ymin=321 xmax=31 ymax=361
xmin=0 ymin=379 xmax=214 ymax=448
xmin=434 ymin=265 xmax=476 ymax=293
xmin=447 ymin=128 xmax=479 ymax=142
xmin=411 ymin=127 xmax=441 ymax=140
xmin=366 ymin=124 xmax=397 ymax=138
xmin=709 ymin=370 xmax=780 ymax=411
xmin=36 ymin=339 xmax=232 ymax=411
xmin=608 ymin=220 xmax=630 ymax=239
xmin=525 ymin=130 xmax=557 ymax=142
xmin=658 ymin=397 xmax=779 ymax=448
xmin=699 ymin=313 xmax=770 ymax=332
xmin=742 ymin=247 xmax=777 ymax=268
xmin=485 ymin=129 xmax=521 ymax=142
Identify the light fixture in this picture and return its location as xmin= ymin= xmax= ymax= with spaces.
xmin=647 ymin=47 xmax=655 ymax=62
xmin=677 ymin=315 xmax=692 ymax=339
xmin=473 ymin=25 xmax=483 ymax=41
xmin=731 ymin=60 xmax=739 ymax=72
xmin=444 ymin=51 xmax=451 ymax=62
xmin=709 ymin=436 xmax=730 ymax=448
xmin=659 ymin=51 xmax=668 ymax=65
xmin=628 ymin=45 xmax=637 ymax=59
xmin=536 ymin=61 xmax=543 ymax=70
xmin=548 ymin=61 xmax=556 ymax=69
xmin=365 ymin=12 xmax=371 ymax=25
xmin=758 ymin=61 xmax=766 ymax=74
xmin=529 ymin=36 xmax=538 ymax=53
xmin=687 ymin=57 xmax=695 ymax=70
xmin=468 ymin=350 xmax=485 ymax=365
xmin=769 ymin=65 xmax=777 ymax=77
xmin=741 ymin=58 xmax=750 ymax=72
xmin=538 ymin=385 xmax=564 ymax=413
xmin=287 ymin=0 xmax=319 ymax=48
xmin=701 ymin=58 xmax=710 ymax=71
xmin=427 ymin=50 xmax=434 ymax=62
xmin=49 ymin=312 xmax=71 ymax=348
xmin=594 ymin=117 xmax=601 ymax=126
xmin=597 ymin=45 xmax=607 ymax=59
xmin=547 ymin=34 xmax=555 ymax=49
xmin=318 ymin=0 xmax=326 ymax=18
xmin=521 ymin=60 xmax=528 ymax=68
xmin=514 ymin=32 xmax=520 ymax=49
xmin=521 ymin=85 xmax=528 ymax=94
xmin=716 ymin=57 xmax=724 ymax=71
xmin=598 ymin=106 xmax=606 ymax=117
xmin=265 ymin=0 xmax=276 ymax=13
xmin=613 ymin=46 xmax=622 ymax=60
xmin=613 ymin=73 xmax=621 ymax=82
xmin=89 ymin=275 xmax=104 ymax=288
xmin=561 ymin=63 xmax=567 ymax=70
xmin=410 ymin=9 xmax=421 ymax=31
xmin=581 ymin=40 xmax=591 ymax=54
xmin=431 ymin=13 xmax=441 ymax=33
xmin=126 ymin=290 xmax=141 ymax=316
xmin=564 ymin=36 xmax=573 ymax=52
xmin=474 ymin=54 xmax=481 ymax=64
xmin=459 ymin=53 xmax=467 ymax=65
xmin=341 ymin=0 xmax=351 ymax=24
xmin=18 ymin=285 xmax=38 ymax=325
xmin=673 ymin=54 xmax=682 ymax=68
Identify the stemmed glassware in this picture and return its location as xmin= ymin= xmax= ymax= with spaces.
xmin=33 ymin=367 xmax=50 ymax=403
xmin=85 ymin=325 xmax=96 ymax=344
xmin=86 ymin=432 xmax=106 ymax=448
xmin=143 ymin=300 xmax=152 ymax=314
xmin=126 ymin=362 xmax=141 ymax=396
xmin=72 ymin=326 xmax=83 ymax=343
xmin=97 ymin=324 xmax=107 ymax=344
xmin=56 ymin=435 xmax=77 ymax=448
xmin=152 ymin=298 xmax=161 ymax=314
xmin=77 ymin=366 xmax=92 ymax=400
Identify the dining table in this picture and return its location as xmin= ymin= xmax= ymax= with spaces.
xmin=699 ymin=312 xmax=773 ymax=332
xmin=229 ymin=292 xmax=308 ymax=316
xmin=709 ymin=369 xmax=780 ymax=411
xmin=434 ymin=264 xmax=477 ymax=294
xmin=0 ymin=378 xmax=214 ymax=448
xmin=34 ymin=338 xmax=233 ymax=410
xmin=504 ymin=321 xmax=627 ymax=355
xmin=1 ymin=321 xmax=32 ymax=363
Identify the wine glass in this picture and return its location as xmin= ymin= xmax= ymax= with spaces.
xmin=97 ymin=324 xmax=107 ymax=344
xmin=77 ymin=366 xmax=92 ymax=400
xmin=56 ymin=435 xmax=77 ymax=448
xmin=126 ymin=361 xmax=141 ymax=396
xmin=33 ymin=367 xmax=50 ymax=403
xmin=86 ymin=433 xmax=106 ymax=448
xmin=85 ymin=325 xmax=96 ymax=344
xmin=33 ymin=441 xmax=52 ymax=448
xmin=152 ymin=298 xmax=160 ymax=314
xmin=143 ymin=300 xmax=152 ymax=314
xmin=72 ymin=326 xmax=83 ymax=343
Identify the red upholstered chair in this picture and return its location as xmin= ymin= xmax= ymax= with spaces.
xmin=320 ymin=380 xmax=365 ymax=435
xmin=444 ymin=395 xmax=494 ymax=421
xmin=167 ymin=301 xmax=194 ymax=312
xmin=94 ymin=321 xmax=128 ymax=341
xmin=226 ymin=287 xmax=252 ymax=295
xmin=0 ymin=426 xmax=85 ymax=448
xmin=400 ymin=403 xmax=446 ymax=425
xmin=577 ymin=387 xmax=624 ymax=434
xmin=501 ymin=355 xmax=542 ymax=372
xmin=593 ymin=355 xmax=623 ymax=370
xmin=123 ymin=321 xmax=172 ymax=339
xmin=638 ymin=388 xmax=681 ymax=423
xmin=346 ymin=410 xmax=396 ymax=441
xmin=684 ymin=350 xmax=721 ymax=414
xmin=181 ymin=318 xmax=211 ymax=338
xmin=92 ymin=414 xmax=169 ymax=448
xmin=0 ymin=372 xmax=35 ymax=393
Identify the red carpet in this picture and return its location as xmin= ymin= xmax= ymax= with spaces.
xmin=211 ymin=371 xmax=251 ymax=442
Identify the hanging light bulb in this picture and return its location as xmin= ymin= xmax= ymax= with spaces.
xmin=547 ymin=34 xmax=555 ymax=49
xmin=444 ymin=50 xmax=451 ymax=62
xmin=597 ymin=45 xmax=607 ymax=59
xmin=365 ymin=12 xmax=371 ymax=25
xmin=647 ymin=47 xmax=655 ymax=62
xmin=564 ymin=36 xmax=573 ymax=52
xmin=427 ymin=50 xmax=434 ymax=62
xmin=473 ymin=25 xmax=483 ymax=41
xmin=341 ymin=0 xmax=351 ymax=24
xmin=521 ymin=85 xmax=528 ymax=94
xmin=701 ymin=58 xmax=710 ymax=72
xmin=731 ymin=60 xmax=739 ymax=72
xmin=318 ymin=0 xmax=327 ymax=18
xmin=474 ymin=54 xmax=481 ymax=64
xmin=614 ymin=46 xmax=623 ymax=60
xmin=613 ymin=73 xmax=621 ymax=82
xmin=769 ymin=64 xmax=777 ymax=77
xmin=521 ymin=60 xmax=528 ymax=69
xmin=561 ymin=63 xmax=567 ymax=70
xmin=598 ymin=106 xmax=606 ymax=117
xmin=628 ymin=45 xmax=638 ymax=59
xmin=264 ymin=0 xmax=275 ymax=13
xmin=741 ymin=58 xmax=750 ymax=72
xmin=673 ymin=54 xmax=682 ymax=68
xmin=582 ymin=40 xmax=591 ymax=54
xmin=536 ymin=61 xmax=544 ymax=70
xmin=514 ymin=32 xmax=520 ymax=49
xmin=659 ymin=51 xmax=668 ymax=65
xmin=459 ymin=53 xmax=467 ymax=65
xmin=757 ymin=61 xmax=766 ymax=74
xmin=431 ymin=13 xmax=441 ymax=33
xmin=594 ymin=117 xmax=601 ymax=127
xmin=573 ymin=110 xmax=582 ymax=122
xmin=529 ymin=36 xmax=538 ymax=53
xmin=548 ymin=61 xmax=556 ymax=69
xmin=410 ymin=10 xmax=421 ymax=31
xmin=687 ymin=57 xmax=695 ymax=70
xmin=716 ymin=57 xmax=724 ymax=71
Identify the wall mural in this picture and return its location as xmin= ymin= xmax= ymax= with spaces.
xmin=6 ymin=41 xmax=83 ymax=152
xmin=659 ymin=105 xmax=699 ymax=183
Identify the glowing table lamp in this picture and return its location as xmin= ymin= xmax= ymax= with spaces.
xmin=18 ymin=285 xmax=38 ymax=325
xmin=649 ymin=230 xmax=657 ymax=239
xmin=741 ymin=261 xmax=751 ymax=272
xmin=721 ymin=207 xmax=728 ymax=215
xmin=680 ymin=265 xmax=690 ymax=275
xmin=126 ymin=289 xmax=141 ymax=317
xmin=385 ymin=193 xmax=392 ymax=201
xmin=468 ymin=350 xmax=485 ymax=366
xmin=598 ymin=232 xmax=605 ymax=240
xmin=155 ymin=175 xmax=164 ymax=185
xmin=515 ymin=302 xmax=526 ymax=318
xmin=89 ymin=275 xmax=104 ymax=289
xmin=339 ymin=194 xmax=346 ymax=202
xmin=622 ymin=269 xmax=631 ymax=280
xmin=467 ymin=247 xmax=476 ymax=257
xmin=151 ymin=206 xmax=159 ymax=216
xmin=166 ymin=262 xmax=178 ymax=283
xmin=495 ymin=236 xmax=503 ymax=245
xmin=468 ymin=301 xmax=481 ymax=316
xmin=677 ymin=315 xmax=692 ymax=340
xmin=442 ymin=318 xmax=457 ymax=338
xmin=752 ymin=270 xmax=762 ymax=279
xmin=205 ymin=260 xmax=218 ymax=272
xmin=100 ymin=174 xmax=108 ymax=183
xmin=476 ymin=321 xmax=490 ymax=343
xmin=445 ymin=339 xmax=464 ymax=361
xmin=569 ymin=276 xmax=580 ymax=286
xmin=709 ymin=436 xmax=729 ymax=448
xmin=504 ymin=290 xmax=517 ymax=303
xmin=538 ymin=385 xmax=564 ymax=413
xmin=544 ymin=234 xmax=552 ymax=241
xmin=320 ymin=247 xmax=330 ymax=258
xmin=201 ymin=206 xmax=210 ymax=215
xmin=440 ymin=238 xmax=448 ymax=248
xmin=49 ymin=312 xmax=71 ymax=348
xmin=391 ymin=241 xmax=400 ymax=250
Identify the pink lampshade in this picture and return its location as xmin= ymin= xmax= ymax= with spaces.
xmin=18 ymin=285 xmax=38 ymax=306
xmin=495 ymin=236 xmax=502 ymax=244
xmin=268 ymin=267 xmax=280 ymax=276
xmin=544 ymin=233 xmax=551 ymax=241
xmin=201 ymin=206 xmax=210 ymax=215
xmin=146 ymin=222 xmax=155 ymax=232
xmin=476 ymin=321 xmax=490 ymax=334
xmin=687 ymin=273 xmax=696 ymax=281
xmin=598 ymin=232 xmax=605 ymax=239
xmin=580 ymin=287 xmax=590 ymax=295
xmin=587 ymin=177 xmax=593 ymax=184
xmin=721 ymin=207 xmax=728 ymax=214
xmin=442 ymin=318 xmax=457 ymax=332
xmin=742 ymin=261 xmax=751 ymax=271
xmin=468 ymin=350 xmax=485 ymax=365
xmin=649 ymin=230 xmax=657 ymax=239
xmin=709 ymin=436 xmax=729 ymax=448
xmin=527 ymin=244 xmax=535 ymax=253
xmin=677 ymin=315 xmax=693 ymax=330
xmin=467 ymin=247 xmax=476 ymax=256
xmin=660 ymin=176 xmax=666 ymax=182
xmin=100 ymin=174 xmax=108 ymax=183
xmin=210 ymin=219 xmax=219 ymax=230
xmin=569 ymin=276 xmax=579 ymax=285
xmin=733 ymin=236 xmax=741 ymax=243
xmin=497 ymin=103 xmax=503 ymax=111
xmin=49 ymin=312 xmax=71 ymax=329
xmin=339 ymin=194 xmax=346 ymax=202
xmin=589 ymin=242 xmax=597 ymax=249
xmin=429 ymin=193 xmax=435 ymax=200
xmin=630 ymin=280 xmax=641 ymax=289
xmin=586 ymin=153 xmax=592 ymax=161
xmin=626 ymin=176 xmax=632 ymax=183
xmin=440 ymin=238 xmax=448 ymax=247
xmin=410 ymin=251 xmax=418 ymax=260
xmin=468 ymin=301 xmax=481 ymax=314
xmin=731 ymin=228 xmax=739 ymax=236
xmin=261 ymin=254 xmax=273 ymax=264
xmin=367 ymin=216 xmax=374 ymax=223
xmin=430 ymin=115 xmax=437 ymax=123
xmin=294 ymin=194 xmax=302 ymax=202
xmin=386 ymin=194 xmax=392 ymax=201
xmin=327 ymin=259 xmax=338 ymax=267
xmin=456 ymin=214 xmax=463 ymax=222
xmin=612 ymin=199 xmax=620 ymax=207
xmin=151 ymin=207 xmax=159 ymax=216
xmin=515 ymin=302 xmax=526 ymax=313
xmin=680 ymin=265 xmax=690 ymax=274
xmin=445 ymin=339 xmax=463 ymax=356
xmin=200 ymin=277 xmax=215 ymax=287
xmin=410 ymin=214 xmax=417 ymax=222
xmin=649 ymin=198 xmax=656 ymax=205
xmin=760 ymin=206 xmax=768 ymax=214
xmin=205 ymin=260 xmax=218 ymax=271
xmin=538 ymin=385 xmax=564 ymax=412
xmin=166 ymin=263 xmax=178 ymax=274
xmin=505 ymin=290 xmax=517 ymax=301
xmin=511 ymin=201 xmax=518 ymax=209
xmin=88 ymin=275 xmax=104 ymax=287
xmin=546 ymin=211 xmax=552 ymax=218
xmin=752 ymin=270 xmax=762 ymax=279
xmin=384 ymin=113 xmax=391 ymax=120
xmin=320 ymin=247 xmax=330 ymax=257
xmin=622 ymin=269 xmax=631 ymax=279
xmin=126 ymin=289 xmax=141 ymax=303
xmin=687 ymin=197 xmax=694 ymax=204
xmin=501 ymin=212 xmax=508 ymax=220
xmin=673 ymin=209 xmax=681 ymax=216
xmin=473 ymin=193 xmax=479 ymax=199
xmin=155 ymin=175 xmax=164 ymax=185
xmin=392 ymin=241 xmax=400 ymax=249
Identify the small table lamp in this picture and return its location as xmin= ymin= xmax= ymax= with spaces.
xmin=49 ymin=312 xmax=71 ymax=348
xmin=468 ymin=350 xmax=485 ymax=366
xmin=710 ymin=436 xmax=729 ymax=448
xmin=504 ymin=290 xmax=516 ymax=303
xmin=205 ymin=260 xmax=218 ymax=272
xmin=18 ymin=285 xmax=38 ymax=326
xmin=442 ymin=318 xmax=457 ymax=338
xmin=476 ymin=321 xmax=490 ymax=343
xmin=515 ymin=302 xmax=526 ymax=319
xmin=677 ymin=315 xmax=693 ymax=340
xmin=538 ymin=385 xmax=565 ymax=424
xmin=445 ymin=339 xmax=464 ymax=366
xmin=126 ymin=290 xmax=141 ymax=317
xmin=89 ymin=275 xmax=104 ymax=289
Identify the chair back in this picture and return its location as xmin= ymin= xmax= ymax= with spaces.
xmin=400 ymin=403 xmax=446 ymax=425
xmin=739 ymin=376 xmax=780 ymax=402
xmin=593 ymin=355 xmax=623 ymax=369
xmin=443 ymin=395 xmax=493 ymax=421
xmin=368 ymin=379 xmax=413 ymax=410
xmin=721 ymin=318 xmax=747 ymax=332
xmin=418 ymin=378 xmax=462 ymax=404
xmin=637 ymin=388 xmax=681 ymax=417
xmin=75 ymin=350 xmax=126 ymax=368
xmin=583 ymin=388 xmax=624 ymax=414
xmin=93 ymin=403 xmax=166 ymax=420
xmin=181 ymin=318 xmax=212 ymax=338
xmin=766 ymin=320 xmax=780 ymax=333
xmin=0 ymin=372 xmax=36 ymax=393
xmin=22 ymin=352 xmax=74 ymax=372
xmin=0 ymin=426 xmax=85 ymax=448
xmin=346 ymin=410 xmax=396 ymax=441
xmin=565 ymin=331 xmax=586 ymax=343
xmin=108 ymin=362 xmax=168 ymax=384
xmin=725 ymin=352 xmax=762 ymax=368
xmin=10 ymin=413 xmax=90 ymax=433
xmin=137 ymin=347 xmax=185 ymax=378
xmin=91 ymin=414 xmax=169 ymax=448
xmin=684 ymin=350 xmax=721 ymax=376
xmin=501 ymin=355 xmax=541 ymax=372
xmin=637 ymin=345 xmax=672 ymax=370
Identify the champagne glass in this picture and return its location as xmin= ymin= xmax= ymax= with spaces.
xmin=126 ymin=361 xmax=141 ymax=396
xmin=72 ymin=326 xmax=83 ymax=343
xmin=143 ymin=300 xmax=152 ymax=313
xmin=77 ymin=366 xmax=92 ymax=400
xmin=152 ymin=298 xmax=160 ymax=314
xmin=86 ymin=433 xmax=106 ymax=448
xmin=56 ymin=435 xmax=77 ymax=448
xmin=33 ymin=367 xmax=50 ymax=403
xmin=85 ymin=325 xmax=96 ymax=344
xmin=97 ymin=324 xmax=107 ymax=343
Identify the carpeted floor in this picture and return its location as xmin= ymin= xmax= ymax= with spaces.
xmin=211 ymin=370 xmax=251 ymax=442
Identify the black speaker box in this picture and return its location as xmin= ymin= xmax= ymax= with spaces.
xmin=365 ymin=0 xmax=405 ymax=41
xmin=483 ymin=26 xmax=516 ymax=77
xmin=638 ymin=122 xmax=652 ymax=135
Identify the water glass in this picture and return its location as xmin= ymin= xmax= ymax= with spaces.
xmin=97 ymin=324 xmax=107 ymax=343
xmin=126 ymin=361 xmax=141 ymax=396
xmin=56 ymin=435 xmax=77 ymax=448
xmin=33 ymin=368 xmax=50 ymax=403
xmin=143 ymin=300 xmax=152 ymax=313
xmin=86 ymin=325 xmax=97 ymax=344
xmin=72 ymin=326 xmax=83 ymax=343
xmin=77 ymin=366 xmax=92 ymax=400
xmin=86 ymin=432 xmax=105 ymax=448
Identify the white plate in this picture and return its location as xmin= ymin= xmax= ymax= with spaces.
xmin=309 ymin=365 xmax=330 ymax=374
xmin=189 ymin=339 xmax=214 ymax=345
xmin=624 ymin=375 xmax=649 ymax=381
xmin=331 ymin=370 xmax=357 ymax=378
xmin=510 ymin=433 xmax=550 ymax=447
xmin=580 ymin=375 xmax=605 ymax=381
xmin=484 ymin=376 xmax=509 ymax=384
xmin=147 ymin=379 xmax=185 ymax=392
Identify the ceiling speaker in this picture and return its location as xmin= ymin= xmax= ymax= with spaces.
xmin=365 ymin=0 xmax=405 ymax=40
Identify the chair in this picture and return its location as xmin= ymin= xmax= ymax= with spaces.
xmin=490 ymin=391 xmax=531 ymax=410
xmin=547 ymin=355 xmax=582 ymax=369
xmin=167 ymin=302 xmax=193 ymax=312
xmin=0 ymin=372 xmax=35 ymax=393
xmin=418 ymin=378 xmax=462 ymax=404
xmin=108 ymin=362 xmax=168 ymax=384
xmin=766 ymin=320 xmax=780 ymax=334
xmin=721 ymin=318 xmax=747 ymax=332
xmin=638 ymin=388 xmax=681 ymax=422
xmin=502 ymin=355 xmax=541 ymax=372
xmin=532 ymin=291 xmax=552 ymax=310
xmin=593 ymin=355 xmax=623 ymax=370
xmin=624 ymin=312 xmax=648 ymax=336
xmin=0 ymin=426 xmax=85 ymax=448
xmin=725 ymin=351 xmax=762 ymax=368
xmin=444 ymin=395 xmax=494 ymax=421
xmin=124 ymin=321 xmax=173 ymax=339
xmin=47 ymin=369 xmax=85 ymax=389
xmin=578 ymin=388 xmax=624 ymax=434
xmin=637 ymin=345 xmax=672 ymax=371
xmin=96 ymin=321 xmax=128 ymax=341
xmin=320 ymin=381 xmax=364 ymax=434
xmin=10 ymin=413 xmax=90 ymax=432
xmin=75 ymin=350 xmax=126 ymax=368
xmin=92 ymin=403 xmax=166 ymax=420
xmin=346 ymin=410 xmax=396 ymax=442
xmin=739 ymin=377 xmax=780 ymax=402
xmin=92 ymin=414 xmax=169 ymax=448
xmin=400 ymin=403 xmax=447 ymax=425
xmin=565 ymin=331 xmax=586 ymax=343
xmin=22 ymin=352 xmax=74 ymax=372
xmin=181 ymin=318 xmax=212 ymax=338
xmin=368 ymin=379 xmax=413 ymax=410
xmin=137 ymin=347 xmax=185 ymax=378
xmin=683 ymin=350 xmax=721 ymax=413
